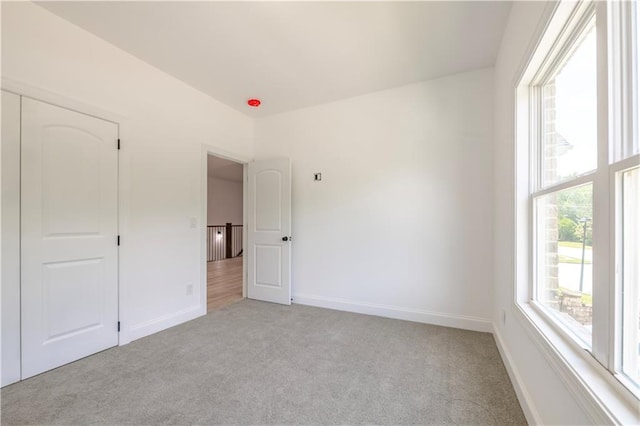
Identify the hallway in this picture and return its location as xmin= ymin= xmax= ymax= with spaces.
xmin=207 ymin=257 xmax=243 ymax=311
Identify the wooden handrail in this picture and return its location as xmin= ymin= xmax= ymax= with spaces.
xmin=206 ymin=224 xmax=243 ymax=262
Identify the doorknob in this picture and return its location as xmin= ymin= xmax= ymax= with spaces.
xmin=282 ymin=236 xmax=291 ymax=242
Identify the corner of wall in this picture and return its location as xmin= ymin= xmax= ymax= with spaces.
xmin=493 ymin=323 xmax=543 ymax=425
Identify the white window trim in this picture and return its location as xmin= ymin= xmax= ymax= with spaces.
xmin=608 ymin=0 xmax=637 ymax=162
xmin=513 ymin=303 xmax=639 ymax=424
xmin=514 ymin=1 xmax=640 ymax=424
xmin=612 ymin=154 xmax=640 ymax=393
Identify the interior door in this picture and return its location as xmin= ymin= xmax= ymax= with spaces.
xmin=247 ymin=158 xmax=292 ymax=305
xmin=21 ymin=98 xmax=119 ymax=379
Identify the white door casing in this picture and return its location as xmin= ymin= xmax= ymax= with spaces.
xmin=247 ymin=158 xmax=292 ymax=305
xmin=21 ymin=98 xmax=119 ymax=379
xmin=2 ymin=91 xmax=22 ymax=386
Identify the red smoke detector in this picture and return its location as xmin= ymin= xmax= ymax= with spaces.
xmin=247 ymin=99 xmax=261 ymax=107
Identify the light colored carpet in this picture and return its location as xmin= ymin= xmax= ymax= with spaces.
xmin=1 ymin=300 xmax=526 ymax=425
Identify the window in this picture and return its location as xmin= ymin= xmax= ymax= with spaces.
xmin=532 ymin=19 xmax=597 ymax=345
xmin=621 ymin=167 xmax=639 ymax=384
xmin=636 ymin=2 xmax=640 ymax=145
xmin=619 ymin=0 xmax=640 ymax=389
xmin=539 ymin=24 xmax=598 ymax=188
xmin=535 ymin=183 xmax=594 ymax=344
xmin=516 ymin=0 xmax=640 ymax=412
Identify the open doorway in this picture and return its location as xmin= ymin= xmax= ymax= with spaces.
xmin=206 ymin=154 xmax=244 ymax=311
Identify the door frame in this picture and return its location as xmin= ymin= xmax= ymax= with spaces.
xmin=1 ymin=77 xmax=129 ymax=344
xmin=200 ymin=145 xmax=250 ymax=315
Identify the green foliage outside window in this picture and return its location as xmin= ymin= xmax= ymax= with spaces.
xmin=557 ymin=184 xmax=593 ymax=245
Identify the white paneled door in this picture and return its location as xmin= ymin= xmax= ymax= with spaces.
xmin=247 ymin=159 xmax=292 ymax=305
xmin=21 ymin=98 xmax=119 ymax=379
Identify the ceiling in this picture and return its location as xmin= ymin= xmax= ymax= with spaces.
xmin=37 ymin=1 xmax=512 ymax=118
xmin=207 ymin=155 xmax=243 ymax=182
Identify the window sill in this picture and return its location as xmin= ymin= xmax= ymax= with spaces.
xmin=513 ymin=301 xmax=639 ymax=425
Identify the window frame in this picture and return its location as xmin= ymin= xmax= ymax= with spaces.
xmin=513 ymin=0 xmax=640 ymax=422
xmin=613 ymin=155 xmax=640 ymax=392
xmin=529 ymin=0 xmax=600 ymax=356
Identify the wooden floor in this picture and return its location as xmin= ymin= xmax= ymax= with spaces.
xmin=207 ymin=256 xmax=243 ymax=312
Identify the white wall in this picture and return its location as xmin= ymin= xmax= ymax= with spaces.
xmin=207 ymin=177 xmax=243 ymax=226
xmin=255 ymin=69 xmax=494 ymax=331
xmin=492 ymin=2 xmax=592 ymax=424
xmin=1 ymin=0 xmax=253 ymax=375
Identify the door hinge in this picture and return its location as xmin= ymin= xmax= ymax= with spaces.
xmin=117 ymin=139 xmax=121 ymax=150
xmin=117 ymin=235 xmax=120 ymax=246
xmin=117 ymin=321 xmax=121 ymax=332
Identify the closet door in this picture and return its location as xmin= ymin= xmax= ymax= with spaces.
xmin=21 ymin=98 xmax=119 ymax=379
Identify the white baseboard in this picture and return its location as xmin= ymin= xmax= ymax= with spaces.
xmin=125 ymin=305 xmax=203 ymax=342
xmin=292 ymin=293 xmax=492 ymax=333
xmin=493 ymin=324 xmax=543 ymax=425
